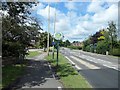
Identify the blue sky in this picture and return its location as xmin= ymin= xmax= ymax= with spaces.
xmin=30 ymin=0 xmax=118 ymax=42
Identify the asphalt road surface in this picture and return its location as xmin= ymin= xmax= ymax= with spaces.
xmin=60 ymin=47 xmax=119 ymax=89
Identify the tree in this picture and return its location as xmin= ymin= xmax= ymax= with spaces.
xmin=59 ymin=40 xmax=64 ymax=47
xmin=73 ymin=41 xmax=79 ymax=43
xmin=83 ymin=38 xmax=91 ymax=51
xmin=39 ymin=32 xmax=53 ymax=49
xmin=96 ymin=40 xmax=110 ymax=54
xmin=64 ymin=40 xmax=71 ymax=47
xmin=2 ymin=2 xmax=42 ymax=57
xmin=107 ymin=21 xmax=117 ymax=50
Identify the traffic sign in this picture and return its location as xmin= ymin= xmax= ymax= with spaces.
xmin=54 ymin=32 xmax=63 ymax=40
xmin=52 ymin=42 xmax=55 ymax=45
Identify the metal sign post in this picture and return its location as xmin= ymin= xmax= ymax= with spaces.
xmin=56 ymin=41 xmax=59 ymax=66
xmin=52 ymin=41 xmax=55 ymax=59
xmin=54 ymin=32 xmax=63 ymax=67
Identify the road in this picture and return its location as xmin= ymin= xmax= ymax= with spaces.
xmin=60 ymin=47 xmax=119 ymax=89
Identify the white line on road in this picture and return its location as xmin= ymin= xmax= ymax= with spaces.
xmin=65 ymin=56 xmax=82 ymax=70
xmin=94 ymin=61 xmax=98 ymax=64
xmin=58 ymin=86 xmax=62 ymax=90
xmin=71 ymin=56 xmax=100 ymax=70
xmin=78 ymin=54 xmax=119 ymax=71
xmin=75 ymin=65 xmax=82 ymax=70
xmin=68 ymin=51 xmax=119 ymax=71
xmin=79 ymin=54 xmax=113 ymax=65
xmin=65 ymin=56 xmax=75 ymax=66
xmin=103 ymin=64 xmax=118 ymax=71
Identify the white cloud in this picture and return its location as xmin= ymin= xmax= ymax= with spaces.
xmin=102 ymin=0 xmax=119 ymax=2
xmin=87 ymin=1 xmax=105 ymax=13
xmin=36 ymin=2 xmax=118 ymax=42
xmin=86 ymin=1 xmax=118 ymax=33
xmin=37 ymin=5 xmax=66 ymax=22
xmin=92 ymin=4 xmax=118 ymax=24
xmin=37 ymin=5 xmax=55 ymax=19
xmin=64 ymin=2 xmax=77 ymax=10
xmin=66 ymin=2 xmax=118 ymax=41
xmin=81 ymin=14 xmax=91 ymax=21
xmin=56 ymin=18 xmax=70 ymax=32
xmin=66 ymin=25 xmax=88 ymax=37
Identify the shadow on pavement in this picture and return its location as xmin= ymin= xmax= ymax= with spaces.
xmin=13 ymin=59 xmax=53 ymax=89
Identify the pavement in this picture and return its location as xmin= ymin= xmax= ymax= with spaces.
xmin=13 ymin=52 xmax=63 ymax=90
xmin=60 ymin=47 xmax=119 ymax=89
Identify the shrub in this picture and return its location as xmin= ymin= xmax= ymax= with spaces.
xmin=85 ymin=45 xmax=91 ymax=52
xmin=67 ymin=46 xmax=82 ymax=50
xmin=109 ymin=48 xmax=120 ymax=56
xmin=96 ymin=41 xmax=109 ymax=55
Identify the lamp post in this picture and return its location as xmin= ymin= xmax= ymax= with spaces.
xmin=52 ymin=3 xmax=57 ymax=59
xmin=47 ymin=2 xmax=50 ymax=56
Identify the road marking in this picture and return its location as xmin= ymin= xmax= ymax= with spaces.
xmin=79 ymin=55 xmax=115 ymax=68
xmin=97 ymin=59 xmax=112 ymax=64
xmin=75 ymin=65 xmax=82 ymax=70
xmin=103 ymin=64 xmax=118 ymax=71
xmin=87 ymin=59 xmax=93 ymax=61
xmin=71 ymin=51 xmax=119 ymax=71
xmin=71 ymin=56 xmax=100 ymax=70
xmin=65 ymin=56 xmax=82 ymax=70
xmin=65 ymin=56 xmax=75 ymax=66
xmin=58 ymin=86 xmax=62 ymax=90
xmin=103 ymin=64 xmax=108 ymax=67
xmin=94 ymin=61 xmax=98 ymax=64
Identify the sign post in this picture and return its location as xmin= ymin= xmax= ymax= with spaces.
xmin=56 ymin=41 xmax=59 ymax=66
xmin=52 ymin=41 xmax=55 ymax=59
xmin=54 ymin=32 xmax=63 ymax=67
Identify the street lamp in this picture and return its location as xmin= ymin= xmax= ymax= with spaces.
xmin=52 ymin=2 xmax=57 ymax=59
xmin=47 ymin=2 xmax=50 ymax=56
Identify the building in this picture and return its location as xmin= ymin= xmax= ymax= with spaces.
xmin=72 ymin=41 xmax=83 ymax=47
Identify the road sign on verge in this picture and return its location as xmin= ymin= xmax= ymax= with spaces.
xmin=52 ymin=42 xmax=55 ymax=45
xmin=54 ymin=32 xmax=63 ymax=40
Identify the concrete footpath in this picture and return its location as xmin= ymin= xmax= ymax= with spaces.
xmin=13 ymin=53 xmax=63 ymax=90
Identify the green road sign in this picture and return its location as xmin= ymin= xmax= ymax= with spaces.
xmin=54 ymin=32 xmax=63 ymax=40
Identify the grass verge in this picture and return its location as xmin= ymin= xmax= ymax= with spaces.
xmin=2 ymin=63 xmax=26 ymax=89
xmin=2 ymin=51 xmax=41 ymax=89
xmin=45 ymin=53 xmax=92 ymax=89
xmin=27 ymin=51 xmax=40 ymax=58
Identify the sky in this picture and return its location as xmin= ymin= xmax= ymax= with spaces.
xmin=30 ymin=0 xmax=119 ymax=42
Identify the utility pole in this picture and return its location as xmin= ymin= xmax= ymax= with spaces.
xmin=52 ymin=3 xmax=57 ymax=59
xmin=47 ymin=2 xmax=50 ymax=56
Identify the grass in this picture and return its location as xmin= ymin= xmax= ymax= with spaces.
xmin=45 ymin=53 xmax=92 ymax=89
xmin=2 ymin=51 xmax=41 ymax=89
xmin=2 ymin=64 xmax=26 ymax=88
xmin=0 ymin=72 xmax=1 ymax=90
xmin=27 ymin=51 xmax=40 ymax=58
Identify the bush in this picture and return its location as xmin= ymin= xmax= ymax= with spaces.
xmin=96 ymin=41 xmax=109 ymax=55
xmin=67 ymin=46 xmax=82 ymax=50
xmin=85 ymin=45 xmax=91 ymax=52
xmin=109 ymin=48 xmax=120 ymax=56
xmin=82 ymin=45 xmax=91 ymax=52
